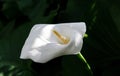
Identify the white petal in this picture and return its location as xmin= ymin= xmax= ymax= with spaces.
xmin=57 ymin=22 xmax=86 ymax=37
xmin=50 ymin=25 xmax=82 ymax=54
xmin=20 ymin=24 xmax=67 ymax=63
xmin=28 ymin=43 xmax=67 ymax=63
xmin=20 ymin=22 xmax=86 ymax=63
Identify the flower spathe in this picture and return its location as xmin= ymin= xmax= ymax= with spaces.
xmin=20 ymin=22 xmax=86 ymax=63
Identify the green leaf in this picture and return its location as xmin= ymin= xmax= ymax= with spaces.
xmin=0 ymin=20 xmax=15 ymax=39
xmin=0 ymin=39 xmax=34 ymax=76
xmin=108 ymin=1 xmax=120 ymax=32
xmin=17 ymin=0 xmax=33 ymax=15
xmin=56 ymin=0 xmax=92 ymax=22
xmin=82 ymin=0 xmax=120 ymax=76
xmin=17 ymin=0 xmax=58 ymax=23
xmin=2 ymin=1 xmax=19 ymax=19
xmin=0 ymin=63 xmax=34 ymax=76
xmin=94 ymin=0 xmax=120 ymax=32
xmin=0 ymin=22 xmax=34 ymax=76
xmin=62 ymin=53 xmax=93 ymax=76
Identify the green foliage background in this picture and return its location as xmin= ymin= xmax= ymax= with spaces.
xmin=0 ymin=0 xmax=120 ymax=76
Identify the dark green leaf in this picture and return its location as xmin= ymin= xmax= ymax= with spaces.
xmin=0 ymin=20 xmax=15 ymax=39
xmin=2 ymin=2 xmax=19 ymax=19
xmin=62 ymin=53 xmax=93 ymax=76
xmin=56 ymin=0 xmax=92 ymax=22
xmin=82 ymin=0 xmax=120 ymax=76
xmin=0 ymin=22 xmax=34 ymax=76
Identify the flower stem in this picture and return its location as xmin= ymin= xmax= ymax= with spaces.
xmin=77 ymin=52 xmax=93 ymax=75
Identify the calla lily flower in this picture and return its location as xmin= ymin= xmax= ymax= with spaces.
xmin=20 ymin=22 xmax=86 ymax=63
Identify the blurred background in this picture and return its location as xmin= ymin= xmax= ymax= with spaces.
xmin=0 ymin=0 xmax=120 ymax=76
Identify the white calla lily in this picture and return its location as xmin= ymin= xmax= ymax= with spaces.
xmin=20 ymin=22 xmax=86 ymax=63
